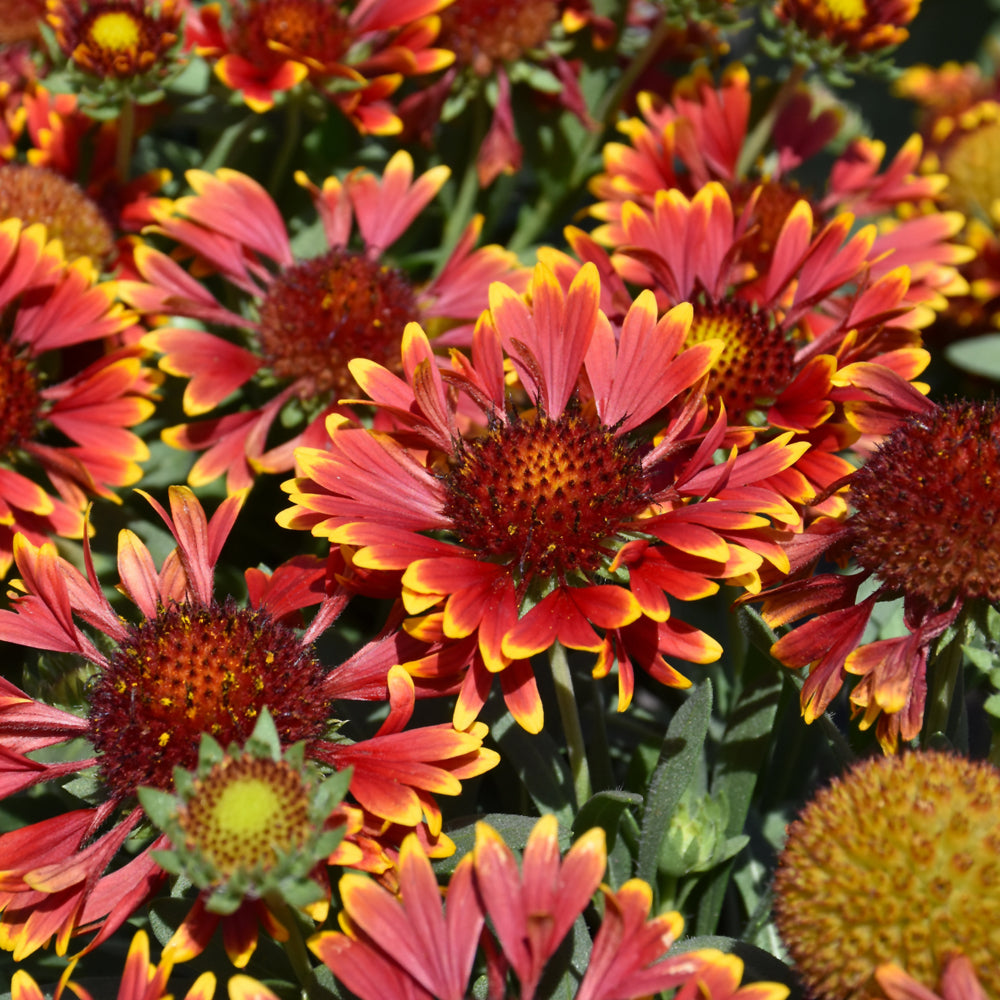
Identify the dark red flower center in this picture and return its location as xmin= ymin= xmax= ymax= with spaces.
xmin=438 ymin=0 xmax=558 ymax=76
xmin=848 ymin=400 xmax=1000 ymax=608
xmin=0 ymin=339 xmax=41 ymax=457
xmin=441 ymin=411 xmax=649 ymax=583
xmin=87 ymin=600 xmax=332 ymax=801
xmin=178 ymin=755 xmax=311 ymax=876
xmin=256 ymin=248 xmax=417 ymax=404
xmin=0 ymin=0 xmax=43 ymax=44
xmin=234 ymin=0 xmax=349 ymax=74
xmin=0 ymin=164 xmax=114 ymax=264
xmin=686 ymin=298 xmax=796 ymax=423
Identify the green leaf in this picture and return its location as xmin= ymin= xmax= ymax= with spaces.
xmin=636 ymin=680 xmax=712 ymax=889
xmin=946 ymin=333 xmax=1000 ymax=381
xmin=571 ymin=790 xmax=643 ymax=854
xmin=535 ymin=912 xmax=592 ymax=1000
xmin=486 ymin=708 xmax=575 ymax=826
xmin=696 ymin=610 xmax=785 ymax=937
xmin=438 ymin=813 xmax=571 ymax=875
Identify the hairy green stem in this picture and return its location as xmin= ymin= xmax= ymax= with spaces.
xmin=923 ymin=609 xmax=971 ymax=743
xmin=549 ymin=642 xmax=592 ymax=807
xmin=268 ymin=95 xmax=303 ymax=196
xmin=115 ymin=98 xmax=136 ymax=182
xmin=440 ymin=95 xmax=487 ymax=262
xmin=266 ymin=892 xmax=316 ymax=998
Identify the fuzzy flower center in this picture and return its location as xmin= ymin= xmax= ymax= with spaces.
xmin=67 ymin=2 xmax=171 ymax=77
xmin=848 ymin=400 xmax=1000 ymax=608
xmin=0 ymin=340 xmax=41 ymax=457
xmin=774 ymin=752 xmax=1000 ymax=998
xmin=438 ymin=0 xmax=558 ymax=76
xmin=89 ymin=9 xmax=140 ymax=49
xmin=234 ymin=0 xmax=348 ymax=73
xmin=942 ymin=117 xmax=1000 ymax=220
xmin=0 ymin=164 xmax=114 ymax=264
xmin=177 ymin=756 xmax=311 ymax=875
xmin=256 ymin=248 xmax=417 ymax=404
xmin=87 ymin=600 xmax=332 ymax=801
xmin=819 ymin=0 xmax=867 ymax=21
xmin=442 ymin=412 xmax=649 ymax=582
xmin=686 ymin=299 xmax=796 ymax=423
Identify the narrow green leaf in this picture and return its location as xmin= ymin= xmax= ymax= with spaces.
xmin=636 ymin=680 xmax=712 ymax=889
xmin=487 ymin=708 xmax=575 ymax=826
xmin=571 ymin=789 xmax=643 ymax=845
xmin=438 ymin=813 xmax=571 ymax=875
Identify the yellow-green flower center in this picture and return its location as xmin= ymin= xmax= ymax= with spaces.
xmin=942 ymin=114 xmax=1000 ymax=220
xmin=774 ymin=751 xmax=1000 ymax=999
xmin=89 ymin=9 xmax=140 ymax=50
xmin=178 ymin=756 xmax=312 ymax=875
xmin=822 ymin=0 xmax=867 ymax=22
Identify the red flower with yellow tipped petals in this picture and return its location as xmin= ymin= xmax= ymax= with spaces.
xmin=120 ymin=152 xmax=525 ymax=493
xmin=310 ymin=815 xmax=790 ymax=1000
xmin=0 ymin=486 xmax=497 ymax=958
xmin=754 ymin=397 xmax=1000 ymax=752
xmin=186 ymin=0 xmax=454 ymax=127
xmin=280 ymin=262 xmax=806 ymax=729
xmin=0 ymin=218 xmax=155 ymax=576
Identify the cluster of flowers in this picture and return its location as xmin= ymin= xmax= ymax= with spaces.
xmin=0 ymin=0 xmax=998 ymax=997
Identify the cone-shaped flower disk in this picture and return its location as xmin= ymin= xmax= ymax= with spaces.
xmin=773 ymin=751 xmax=1000 ymax=997
xmin=756 ymin=397 xmax=1000 ymax=751
xmin=281 ymin=262 xmax=808 ymax=730
xmin=0 ymin=486 xmax=497 ymax=958
xmin=45 ymin=0 xmax=183 ymax=82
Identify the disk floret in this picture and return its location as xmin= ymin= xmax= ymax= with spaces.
xmin=140 ymin=711 xmax=350 ymax=915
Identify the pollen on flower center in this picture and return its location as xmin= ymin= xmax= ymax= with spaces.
xmin=821 ymin=0 xmax=867 ymax=22
xmin=442 ymin=412 xmax=649 ymax=583
xmin=234 ymin=0 xmax=349 ymax=73
xmin=774 ymin=752 xmax=1000 ymax=998
xmin=438 ymin=0 xmax=558 ymax=76
xmin=686 ymin=299 xmax=796 ymax=423
xmin=941 ymin=117 xmax=1000 ymax=219
xmin=88 ymin=9 xmax=140 ymax=49
xmin=848 ymin=400 xmax=1000 ymax=608
xmin=0 ymin=164 xmax=114 ymax=264
xmin=87 ymin=600 xmax=332 ymax=801
xmin=256 ymin=248 xmax=417 ymax=403
xmin=0 ymin=341 xmax=41 ymax=457
xmin=61 ymin=0 xmax=177 ymax=78
xmin=177 ymin=756 xmax=311 ymax=875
